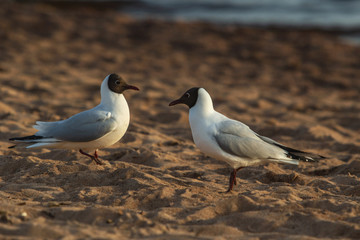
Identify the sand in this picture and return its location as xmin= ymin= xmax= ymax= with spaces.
xmin=0 ymin=2 xmax=360 ymax=239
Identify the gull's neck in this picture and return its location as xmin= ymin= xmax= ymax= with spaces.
xmin=189 ymin=88 xmax=215 ymax=117
xmin=99 ymin=78 xmax=127 ymax=110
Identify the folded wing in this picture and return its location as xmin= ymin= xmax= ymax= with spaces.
xmin=34 ymin=109 xmax=117 ymax=142
xmin=255 ymin=134 xmax=325 ymax=162
xmin=214 ymin=120 xmax=323 ymax=164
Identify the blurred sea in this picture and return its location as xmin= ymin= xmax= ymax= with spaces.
xmin=15 ymin=0 xmax=360 ymax=43
xmin=121 ymin=0 xmax=360 ymax=29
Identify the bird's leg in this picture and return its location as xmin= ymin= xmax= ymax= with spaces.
xmin=226 ymin=167 xmax=243 ymax=193
xmin=79 ymin=149 xmax=103 ymax=165
xmin=226 ymin=169 xmax=237 ymax=192
xmin=93 ymin=150 xmax=103 ymax=165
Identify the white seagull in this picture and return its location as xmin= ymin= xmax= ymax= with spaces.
xmin=169 ymin=87 xmax=324 ymax=192
xmin=9 ymin=73 xmax=139 ymax=165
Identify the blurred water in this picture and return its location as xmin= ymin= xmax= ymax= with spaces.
xmin=121 ymin=0 xmax=360 ymax=29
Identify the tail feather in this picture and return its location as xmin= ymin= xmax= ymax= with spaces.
xmin=32 ymin=121 xmax=64 ymax=138
xmin=33 ymin=121 xmax=54 ymax=129
xmin=9 ymin=134 xmax=60 ymax=149
xmin=9 ymin=135 xmax=44 ymax=142
xmin=256 ymin=133 xmax=326 ymax=162
xmin=271 ymin=158 xmax=300 ymax=165
xmin=274 ymin=143 xmax=326 ymax=162
xmin=10 ymin=121 xmax=61 ymax=149
xmin=26 ymin=142 xmax=57 ymax=149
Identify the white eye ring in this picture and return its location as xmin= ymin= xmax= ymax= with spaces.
xmin=115 ymin=80 xmax=120 ymax=85
xmin=185 ymin=93 xmax=190 ymax=98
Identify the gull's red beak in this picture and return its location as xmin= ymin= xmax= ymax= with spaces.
xmin=125 ymin=84 xmax=140 ymax=91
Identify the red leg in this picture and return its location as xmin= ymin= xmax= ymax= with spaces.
xmin=79 ymin=149 xmax=103 ymax=165
xmin=226 ymin=169 xmax=237 ymax=192
xmin=93 ymin=150 xmax=102 ymax=165
xmin=226 ymin=167 xmax=243 ymax=193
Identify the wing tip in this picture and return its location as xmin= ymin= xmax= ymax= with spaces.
xmin=287 ymin=152 xmax=326 ymax=163
xmin=9 ymin=135 xmax=44 ymax=142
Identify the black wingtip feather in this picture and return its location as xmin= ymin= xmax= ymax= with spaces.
xmin=275 ymin=143 xmax=325 ymax=162
xmin=286 ymin=152 xmax=317 ymax=162
xmin=9 ymin=135 xmax=43 ymax=141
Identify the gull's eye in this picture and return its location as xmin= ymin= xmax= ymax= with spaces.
xmin=115 ymin=80 xmax=120 ymax=85
xmin=185 ymin=93 xmax=190 ymax=98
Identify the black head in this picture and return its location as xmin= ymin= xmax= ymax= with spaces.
xmin=107 ymin=73 xmax=139 ymax=94
xmin=169 ymin=87 xmax=200 ymax=108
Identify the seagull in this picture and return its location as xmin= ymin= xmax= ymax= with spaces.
xmin=9 ymin=73 xmax=139 ymax=165
xmin=169 ymin=87 xmax=324 ymax=192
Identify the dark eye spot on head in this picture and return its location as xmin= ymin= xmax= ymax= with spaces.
xmin=182 ymin=87 xmax=200 ymax=108
xmin=107 ymin=73 xmax=139 ymax=94
xmin=169 ymin=87 xmax=200 ymax=108
xmin=108 ymin=73 xmax=127 ymax=94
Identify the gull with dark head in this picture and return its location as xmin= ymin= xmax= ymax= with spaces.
xmin=10 ymin=73 xmax=139 ymax=165
xmin=169 ymin=87 xmax=324 ymax=192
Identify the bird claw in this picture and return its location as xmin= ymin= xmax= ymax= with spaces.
xmin=93 ymin=156 xmax=103 ymax=165
xmin=79 ymin=149 xmax=103 ymax=165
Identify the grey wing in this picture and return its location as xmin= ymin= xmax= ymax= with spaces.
xmin=255 ymin=134 xmax=283 ymax=147
xmin=216 ymin=120 xmax=260 ymax=140
xmin=215 ymin=133 xmax=285 ymax=159
xmin=35 ymin=110 xmax=117 ymax=142
xmin=214 ymin=120 xmax=285 ymax=159
xmin=255 ymin=133 xmax=324 ymax=162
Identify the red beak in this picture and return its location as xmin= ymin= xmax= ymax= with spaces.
xmin=125 ymin=84 xmax=140 ymax=91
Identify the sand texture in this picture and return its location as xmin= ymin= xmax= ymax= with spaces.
xmin=0 ymin=3 xmax=360 ymax=239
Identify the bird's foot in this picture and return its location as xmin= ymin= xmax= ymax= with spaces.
xmin=79 ymin=149 xmax=103 ymax=165
xmin=93 ymin=150 xmax=103 ymax=165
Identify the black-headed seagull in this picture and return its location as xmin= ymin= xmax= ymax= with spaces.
xmin=169 ymin=87 xmax=324 ymax=192
xmin=10 ymin=73 xmax=139 ymax=165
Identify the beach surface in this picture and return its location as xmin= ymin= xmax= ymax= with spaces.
xmin=0 ymin=3 xmax=360 ymax=239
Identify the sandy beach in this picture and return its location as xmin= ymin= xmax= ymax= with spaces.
xmin=0 ymin=2 xmax=360 ymax=239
